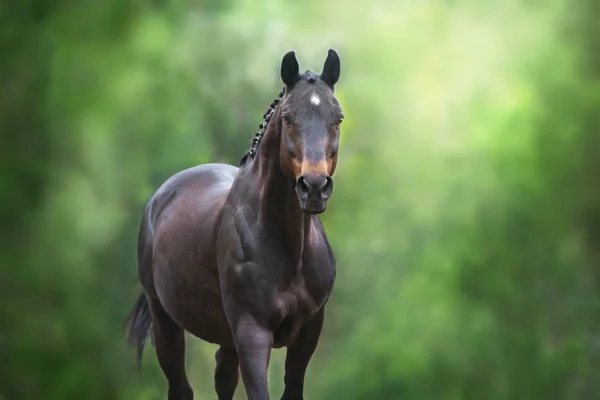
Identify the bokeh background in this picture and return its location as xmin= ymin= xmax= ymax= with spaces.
xmin=2 ymin=0 xmax=600 ymax=399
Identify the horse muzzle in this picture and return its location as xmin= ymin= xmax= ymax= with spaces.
xmin=295 ymin=173 xmax=333 ymax=214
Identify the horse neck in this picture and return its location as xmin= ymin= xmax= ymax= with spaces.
xmin=250 ymin=112 xmax=310 ymax=264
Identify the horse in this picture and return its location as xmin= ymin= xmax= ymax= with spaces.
xmin=125 ymin=49 xmax=344 ymax=400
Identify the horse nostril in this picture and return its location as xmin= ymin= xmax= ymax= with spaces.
xmin=321 ymin=176 xmax=333 ymax=197
xmin=297 ymin=174 xmax=333 ymax=199
xmin=296 ymin=176 xmax=310 ymax=194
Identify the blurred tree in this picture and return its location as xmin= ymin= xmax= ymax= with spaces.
xmin=2 ymin=0 xmax=600 ymax=399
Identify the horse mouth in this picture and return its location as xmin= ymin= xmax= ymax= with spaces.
xmin=295 ymin=185 xmax=329 ymax=215
xmin=302 ymin=206 xmax=326 ymax=215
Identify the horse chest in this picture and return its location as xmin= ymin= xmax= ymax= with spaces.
xmin=269 ymin=257 xmax=335 ymax=347
xmin=268 ymin=252 xmax=334 ymax=313
xmin=271 ymin=279 xmax=320 ymax=347
xmin=220 ymin=211 xmax=336 ymax=346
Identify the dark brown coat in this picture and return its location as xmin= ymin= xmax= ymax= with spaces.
xmin=125 ymin=49 xmax=344 ymax=400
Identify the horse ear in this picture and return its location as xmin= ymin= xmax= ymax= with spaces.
xmin=281 ymin=51 xmax=300 ymax=88
xmin=320 ymin=49 xmax=340 ymax=88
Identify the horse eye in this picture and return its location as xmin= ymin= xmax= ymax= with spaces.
xmin=282 ymin=115 xmax=291 ymax=125
xmin=336 ymin=117 xmax=344 ymax=126
xmin=287 ymin=145 xmax=299 ymax=159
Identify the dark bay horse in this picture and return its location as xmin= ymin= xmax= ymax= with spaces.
xmin=125 ymin=49 xmax=344 ymax=400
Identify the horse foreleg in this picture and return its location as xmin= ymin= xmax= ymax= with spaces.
xmin=214 ymin=346 xmax=239 ymax=400
xmin=149 ymin=298 xmax=194 ymax=400
xmin=232 ymin=315 xmax=273 ymax=400
xmin=280 ymin=307 xmax=324 ymax=400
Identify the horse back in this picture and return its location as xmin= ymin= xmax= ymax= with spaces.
xmin=145 ymin=163 xmax=237 ymax=230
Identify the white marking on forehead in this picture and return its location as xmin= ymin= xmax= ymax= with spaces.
xmin=310 ymin=92 xmax=320 ymax=107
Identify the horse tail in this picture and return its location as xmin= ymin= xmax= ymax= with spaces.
xmin=124 ymin=292 xmax=153 ymax=370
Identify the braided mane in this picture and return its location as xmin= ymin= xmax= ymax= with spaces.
xmin=239 ymin=88 xmax=285 ymax=166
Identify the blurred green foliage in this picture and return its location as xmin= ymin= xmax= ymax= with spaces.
xmin=2 ymin=0 xmax=600 ymax=399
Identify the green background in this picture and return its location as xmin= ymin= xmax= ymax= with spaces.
xmin=2 ymin=0 xmax=600 ymax=398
